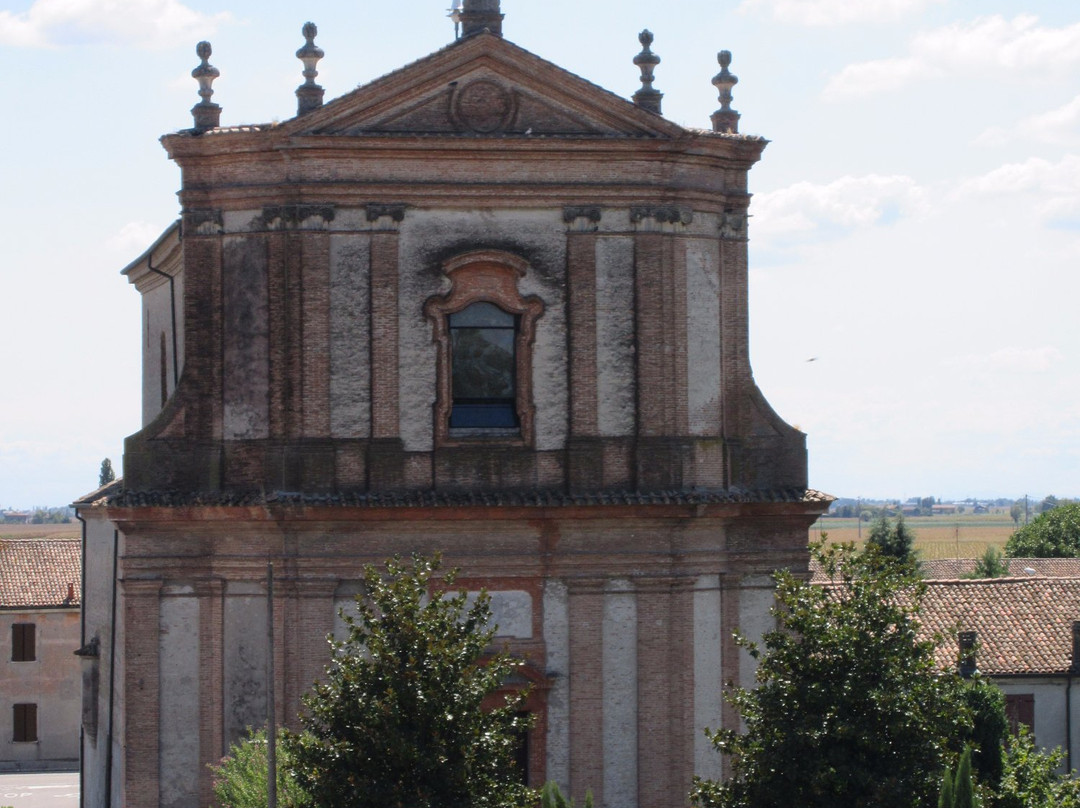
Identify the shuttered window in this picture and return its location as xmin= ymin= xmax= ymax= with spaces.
xmin=13 ymin=703 xmax=38 ymax=742
xmin=12 ymin=623 xmax=35 ymax=662
xmin=1005 ymin=693 xmax=1035 ymax=739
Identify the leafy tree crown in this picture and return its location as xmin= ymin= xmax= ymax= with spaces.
xmin=1005 ymin=502 xmax=1080 ymax=558
xmin=285 ymin=553 xmax=534 ymax=808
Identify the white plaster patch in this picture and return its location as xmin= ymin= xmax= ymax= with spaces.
xmin=332 ymin=581 xmax=365 ymax=642
xmin=395 ymin=209 xmax=568 ymax=451
xmin=543 ymin=579 xmax=571 ymax=792
xmin=737 ymin=577 xmax=777 ymax=691
xmin=159 ymin=593 xmax=200 ymax=808
xmin=686 ymin=240 xmax=722 ymax=435
xmin=223 ymin=589 xmax=268 ymax=747
xmin=222 ymin=237 xmax=269 ymax=440
xmin=602 ymin=578 xmax=637 ymax=808
xmin=466 ymin=590 xmax=533 ymax=638
xmin=330 ymin=234 xmax=372 ymax=438
xmin=693 ymin=574 xmax=724 ymax=780
xmin=596 ymin=237 xmax=636 ymax=437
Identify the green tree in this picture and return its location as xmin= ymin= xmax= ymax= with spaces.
xmin=1004 ymin=503 xmax=1080 ymax=557
xmin=994 ymin=727 xmax=1080 ymax=808
xmin=968 ymin=546 xmax=1008 ymax=579
xmin=99 ymin=458 xmax=116 ymax=487
xmin=285 ymin=553 xmax=534 ymax=808
xmin=1039 ymin=495 xmax=1059 ymax=514
xmin=952 ymin=746 xmax=978 ymax=808
xmin=959 ymin=676 xmax=1007 ymax=788
xmin=866 ymin=512 xmax=917 ymax=562
xmin=540 ymin=782 xmax=593 ymax=808
xmin=691 ymin=540 xmax=968 ymax=808
xmin=1009 ymin=503 xmax=1022 ymax=528
xmin=210 ymin=726 xmax=311 ymax=808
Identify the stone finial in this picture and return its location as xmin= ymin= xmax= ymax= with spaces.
xmin=459 ymin=0 xmax=503 ymax=38
xmin=711 ymin=50 xmax=740 ymax=134
xmin=190 ymin=41 xmax=221 ymax=132
xmin=632 ymin=30 xmax=663 ymax=115
xmin=295 ymin=21 xmax=325 ymax=115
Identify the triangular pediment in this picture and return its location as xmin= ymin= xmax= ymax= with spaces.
xmin=282 ymin=33 xmax=685 ymax=139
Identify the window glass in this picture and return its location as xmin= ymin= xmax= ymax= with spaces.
xmin=12 ymin=623 xmax=35 ymax=662
xmin=450 ymin=303 xmax=517 ymax=429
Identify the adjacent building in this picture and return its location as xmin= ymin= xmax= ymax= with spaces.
xmin=76 ymin=3 xmax=829 ymax=806
xmin=0 ymin=538 xmax=81 ymax=772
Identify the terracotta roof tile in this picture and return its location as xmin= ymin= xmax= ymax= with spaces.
xmin=0 ymin=539 xmax=81 ymax=609
xmin=919 ymin=578 xmax=1080 ymax=676
xmin=810 ymin=556 xmax=1080 ymax=582
xmin=99 ymin=487 xmax=832 ymax=510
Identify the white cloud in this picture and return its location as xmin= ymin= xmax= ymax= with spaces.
xmin=738 ymin=0 xmax=941 ymax=26
xmin=752 ymin=174 xmax=926 ymax=239
xmin=977 ymin=94 xmax=1080 ymax=147
xmin=106 ymin=221 xmax=163 ymax=256
xmin=953 ymin=155 xmax=1080 ymax=228
xmin=0 ymin=0 xmax=230 ymax=49
xmin=825 ymin=15 xmax=1080 ymax=99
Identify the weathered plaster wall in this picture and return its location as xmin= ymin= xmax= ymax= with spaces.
xmin=222 ymin=583 xmax=268 ymax=748
xmin=595 ymin=235 xmax=635 ymax=438
xmin=329 ymin=231 xmax=372 ymax=438
xmin=543 ymin=578 xmax=571 ymax=792
xmin=602 ymin=579 xmax=637 ymax=808
xmin=222 ymin=238 xmax=270 ymax=439
xmin=396 ymin=208 xmax=568 ymax=452
xmin=686 ymin=238 xmax=722 ymax=436
xmin=693 ymin=574 xmax=724 ymax=781
xmin=159 ymin=587 xmax=200 ymax=808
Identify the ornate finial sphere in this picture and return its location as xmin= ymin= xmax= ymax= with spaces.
xmin=711 ymin=49 xmax=740 ymax=134
xmin=633 ymin=29 xmax=663 ymax=115
xmin=296 ymin=21 xmax=326 ymax=115
xmin=191 ymin=40 xmax=221 ymax=132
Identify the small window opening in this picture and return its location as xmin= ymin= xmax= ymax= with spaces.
xmin=12 ymin=623 xmax=35 ymax=662
xmin=13 ymin=703 xmax=38 ymax=742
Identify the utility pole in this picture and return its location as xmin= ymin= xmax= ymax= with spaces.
xmin=267 ymin=562 xmax=277 ymax=808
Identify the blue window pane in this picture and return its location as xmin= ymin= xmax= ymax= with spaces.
xmin=450 ymin=402 xmax=518 ymax=428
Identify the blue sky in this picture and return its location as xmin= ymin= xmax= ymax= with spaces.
xmin=0 ymin=0 xmax=1077 ymax=507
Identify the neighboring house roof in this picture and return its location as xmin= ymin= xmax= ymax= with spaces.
xmin=0 ymin=539 xmax=81 ymax=609
xmin=921 ymin=557 xmax=1080 ymax=580
xmin=810 ymin=556 xmax=1080 ymax=582
xmin=919 ymin=578 xmax=1080 ymax=676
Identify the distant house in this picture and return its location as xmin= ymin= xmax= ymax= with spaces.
xmin=0 ymin=539 xmax=81 ymax=772
xmin=920 ymin=577 xmax=1080 ymax=771
xmin=931 ymin=504 xmax=959 ymax=515
xmin=1 ymin=511 xmax=32 ymax=525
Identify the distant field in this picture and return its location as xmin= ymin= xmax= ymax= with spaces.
xmin=811 ymin=514 xmax=1017 ymax=559
xmin=0 ymin=523 xmax=80 ymax=540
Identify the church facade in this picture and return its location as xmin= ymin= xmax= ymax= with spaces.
xmin=77 ymin=3 xmax=829 ymax=806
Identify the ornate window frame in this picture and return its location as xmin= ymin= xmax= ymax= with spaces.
xmin=424 ymin=250 xmax=543 ymax=447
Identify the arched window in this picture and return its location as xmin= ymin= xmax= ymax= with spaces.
xmin=425 ymin=250 xmax=543 ymax=446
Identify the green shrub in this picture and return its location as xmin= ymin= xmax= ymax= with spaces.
xmin=209 ymin=726 xmax=311 ymax=808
